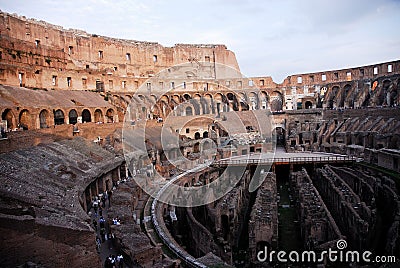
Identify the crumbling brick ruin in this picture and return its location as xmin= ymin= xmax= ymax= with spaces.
xmin=0 ymin=10 xmax=399 ymax=267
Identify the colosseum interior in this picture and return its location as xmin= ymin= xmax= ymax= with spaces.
xmin=0 ymin=10 xmax=399 ymax=268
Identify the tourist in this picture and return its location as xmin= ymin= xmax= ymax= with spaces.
xmin=100 ymin=228 xmax=106 ymax=243
xmin=101 ymin=193 xmax=107 ymax=208
xmin=112 ymin=217 xmax=121 ymax=225
xmin=99 ymin=216 xmax=105 ymax=229
xmin=107 ymin=190 xmax=113 ymax=207
xmin=95 ymin=236 xmax=101 ymax=252
xmin=116 ymin=254 xmax=124 ymax=268
xmin=92 ymin=219 xmax=97 ymax=231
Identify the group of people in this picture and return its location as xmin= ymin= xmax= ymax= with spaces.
xmin=104 ymin=253 xmax=124 ymax=268
xmin=112 ymin=216 xmax=121 ymax=225
xmin=90 ymin=190 xmax=127 ymax=267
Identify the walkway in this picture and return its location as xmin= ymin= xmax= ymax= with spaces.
xmin=151 ymin=163 xmax=211 ymax=268
xmin=214 ymin=147 xmax=360 ymax=166
xmin=89 ymin=197 xmax=139 ymax=268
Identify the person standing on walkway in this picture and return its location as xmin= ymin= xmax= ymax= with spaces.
xmin=116 ymin=254 xmax=124 ymax=268
xmin=107 ymin=190 xmax=113 ymax=207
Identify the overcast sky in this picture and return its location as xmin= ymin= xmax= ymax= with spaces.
xmin=1 ymin=0 xmax=399 ymax=82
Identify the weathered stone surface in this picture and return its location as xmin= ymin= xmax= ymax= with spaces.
xmin=0 ymin=137 xmax=122 ymax=267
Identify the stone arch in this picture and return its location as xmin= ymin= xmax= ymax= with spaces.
xmin=326 ymin=86 xmax=339 ymax=109
xmin=382 ymin=79 xmax=391 ymax=106
xmin=151 ymin=104 xmax=161 ymax=119
xmin=125 ymin=94 xmax=132 ymax=101
xmin=190 ymin=99 xmax=201 ymax=116
xmin=183 ymin=93 xmax=191 ymax=100
xmin=193 ymin=142 xmax=200 ymax=153
xmin=336 ymin=84 xmax=351 ymax=108
xmin=194 ymin=132 xmax=201 ymax=140
xmin=248 ymin=91 xmax=259 ymax=110
xmin=270 ymin=91 xmax=283 ymax=112
xmin=214 ymin=93 xmax=228 ymax=113
xmin=388 ymin=79 xmax=399 ymax=106
xmin=19 ymin=109 xmax=32 ymax=130
xmin=106 ymin=108 xmax=114 ymax=123
xmin=342 ymin=84 xmax=353 ymax=108
xmin=54 ymin=109 xmax=65 ymax=125
xmin=2 ymin=108 xmax=16 ymax=129
xmin=159 ymin=95 xmax=171 ymax=117
xmin=274 ymin=126 xmax=286 ymax=146
xmin=94 ymin=109 xmax=104 ymax=123
xmin=203 ymin=93 xmax=213 ymax=114
xmin=192 ymin=94 xmax=203 ymax=115
xmin=304 ymin=101 xmax=313 ymax=109
xmin=260 ymin=91 xmax=269 ymax=109
xmin=202 ymin=139 xmax=213 ymax=150
xmin=82 ymin=109 xmax=92 ymax=123
xmin=39 ymin=109 xmax=51 ymax=128
xmin=185 ymin=106 xmax=193 ymax=116
xmin=173 ymin=94 xmax=181 ymax=104
xmin=69 ymin=109 xmax=78 ymax=124
xmin=150 ymin=94 xmax=158 ymax=104
xmin=237 ymin=92 xmax=249 ymax=111
xmin=194 ymin=93 xmax=202 ymax=99
xmin=203 ymin=131 xmax=209 ymax=138
xmin=226 ymin=92 xmax=239 ymax=111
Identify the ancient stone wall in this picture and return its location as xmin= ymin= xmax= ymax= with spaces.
xmin=290 ymin=168 xmax=343 ymax=250
xmin=313 ymin=165 xmax=372 ymax=249
xmin=0 ymin=11 xmax=239 ymax=92
xmin=248 ymin=172 xmax=278 ymax=263
xmin=313 ymin=164 xmax=400 ymax=255
xmin=0 ymin=138 xmax=123 ymax=267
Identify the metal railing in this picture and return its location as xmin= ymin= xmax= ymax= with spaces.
xmin=214 ymin=155 xmax=359 ymax=166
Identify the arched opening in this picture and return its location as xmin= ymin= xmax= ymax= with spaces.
xmin=69 ymin=109 xmax=78 ymax=124
xmin=227 ymin=92 xmax=239 ymax=111
xmin=39 ymin=109 xmax=51 ymax=128
xmin=2 ymin=109 xmax=16 ymax=130
xmin=304 ymin=101 xmax=313 ymax=109
xmin=389 ymin=80 xmax=399 ymax=106
xmin=382 ymin=80 xmax=391 ymax=106
xmin=202 ymin=94 xmax=212 ymax=114
xmin=260 ymin=91 xmax=269 ymax=109
xmin=344 ymin=84 xmax=352 ymax=106
xmin=203 ymin=131 xmax=209 ymax=138
xmin=248 ymin=92 xmax=258 ymax=110
xmin=185 ymin=106 xmax=193 ymax=116
xmin=19 ymin=109 xmax=31 ymax=130
xmin=54 ymin=109 xmax=65 ymax=125
xmin=94 ymin=109 xmax=103 ymax=123
xmin=106 ymin=108 xmax=114 ymax=123
xmin=191 ymin=99 xmax=201 ymax=115
xmin=194 ymin=132 xmax=201 ymax=140
xmin=274 ymin=127 xmax=285 ymax=146
xmin=202 ymin=139 xmax=212 ymax=150
xmin=82 ymin=109 xmax=92 ymax=123
xmin=240 ymin=102 xmax=249 ymax=111
xmin=327 ymin=86 xmax=339 ymax=109
xmin=194 ymin=142 xmax=200 ymax=153
xmin=183 ymin=94 xmax=191 ymax=100
xmin=270 ymin=91 xmax=283 ymax=112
